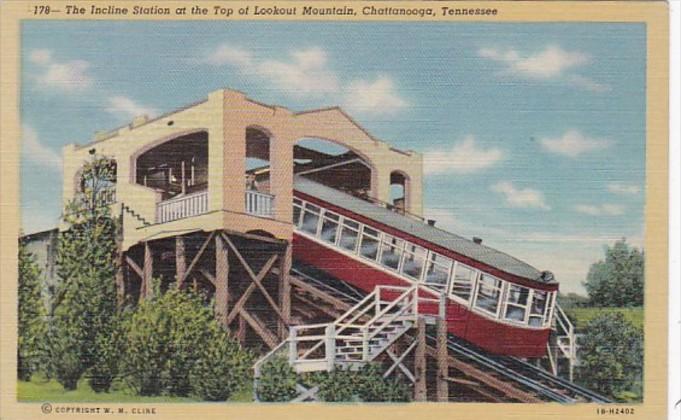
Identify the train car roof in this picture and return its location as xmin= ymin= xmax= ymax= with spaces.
xmin=293 ymin=177 xmax=555 ymax=285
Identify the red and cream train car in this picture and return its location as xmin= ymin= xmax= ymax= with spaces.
xmin=291 ymin=177 xmax=558 ymax=358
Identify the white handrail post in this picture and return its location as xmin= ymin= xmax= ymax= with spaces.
xmin=325 ymin=324 xmax=336 ymax=371
xmin=439 ymin=290 xmax=447 ymax=320
xmin=362 ymin=327 xmax=370 ymax=361
xmin=375 ymin=289 xmax=381 ymax=317
xmin=413 ymin=287 xmax=419 ymax=316
xmin=289 ymin=329 xmax=297 ymax=365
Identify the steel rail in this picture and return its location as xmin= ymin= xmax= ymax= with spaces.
xmin=290 ymin=263 xmax=610 ymax=404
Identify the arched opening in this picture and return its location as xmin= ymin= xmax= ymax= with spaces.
xmin=293 ymin=138 xmax=373 ymax=199
xmin=135 ymin=131 xmax=208 ymax=201
xmin=390 ymin=171 xmax=409 ymax=213
xmin=245 ymin=127 xmax=272 ymax=194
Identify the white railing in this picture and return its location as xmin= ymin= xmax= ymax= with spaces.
xmin=552 ymin=303 xmax=577 ymax=381
xmin=156 ymin=190 xmax=208 ymax=223
xmin=245 ymin=190 xmax=274 ymax=218
xmin=261 ymin=284 xmax=439 ymax=374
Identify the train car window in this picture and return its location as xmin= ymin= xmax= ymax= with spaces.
xmin=451 ymin=263 xmax=477 ymax=303
xmin=474 ymin=274 xmax=503 ymax=315
xmin=359 ymin=226 xmax=381 ymax=261
xmin=401 ymin=244 xmax=426 ymax=280
xmin=380 ymin=235 xmax=404 ymax=271
xmin=339 ymin=219 xmax=361 ymax=252
xmin=425 ymin=253 xmax=451 ymax=291
xmin=528 ymin=290 xmax=547 ymax=326
xmin=293 ymin=198 xmax=303 ymax=226
xmin=320 ymin=211 xmax=340 ymax=244
xmin=504 ymin=284 xmax=530 ymax=322
xmin=300 ymin=203 xmax=321 ymax=235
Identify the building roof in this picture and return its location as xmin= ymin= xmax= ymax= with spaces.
xmin=293 ymin=177 xmax=553 ymax=284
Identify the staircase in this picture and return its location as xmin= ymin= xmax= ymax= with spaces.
xmin=254 ymin=284 xmax=439 ymax=376
xmin=547 ymin=303 xmax=578 ymax=381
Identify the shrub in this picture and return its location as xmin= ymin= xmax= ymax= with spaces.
xmin=313 ymin=364 xmax=411 ymax=402
xmin=355 ymin=364 xmax=411 ymax=402
xmin=121 ymin=288 xmax=214 ymax=396
xmin=256 ymin=357 xmax=298 ymax=402
xmin=189 ymin=328 xmax=254 ymax=401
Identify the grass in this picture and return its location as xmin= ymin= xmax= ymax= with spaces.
xmin=565 ymin=306 xmax=644 ymax=332
xmin=17 ymin=373 xmax=254 ymax=403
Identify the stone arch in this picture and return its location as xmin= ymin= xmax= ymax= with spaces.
xmin=132 ymin=130 xmax=209 ymax=200
xmin=129 ymin=128 xmax=208 ymax=184
xmin=390 ymin=170 xmax=410 ymax=212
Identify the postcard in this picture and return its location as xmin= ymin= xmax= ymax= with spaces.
xmin=0 ymin=1 xmax=671 ymax=419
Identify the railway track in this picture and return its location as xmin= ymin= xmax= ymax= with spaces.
xmin=290 ymin=265 xmax=611 ymax=404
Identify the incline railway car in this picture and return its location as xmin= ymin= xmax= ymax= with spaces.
xmin=291 ymin=177 xmax=558 ymax=358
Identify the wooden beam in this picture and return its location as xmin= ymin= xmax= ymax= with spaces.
xmin=424 ymin=347 xmax=542 ymax=403
xmin=436 ymin=316 xmax=449 ymax=402
xmin=179 ymin=231 xmax=215 ymax=288
xmin=225 ymin=254 xmax=279 ymax=325
xmin=414 ymin=317 xmax=427 ymax=401
xmin=222 ymin=234 xmax=286 ymax=322
xmin=221 ymin=228 xmax=287 ymax=246
xmin=175 ymin=236 xmax=186 ymax=286
xmin=215 ymin=234 xmax=229 ymax=329
xmin=236 ymin=314 xmax=247 ymax=346
xmin=142 ymin=242 xmax=153 ymax=300
xmin=289 ymin=276 xmax=350 ymax=310
xmin=125 ymin=255 xmax=143 ymax=279
xmin=198 ymin=268 xmax=216 ymax=286
xmin=278 ymin=243 xmax=292 ymax=339
xmin=444 ymin=377 xmax=480 ymax=387
xmin=384 ymin=343 xmax=417 ymax=383
xmin=239 ymin=309 xmax=279 ymax=350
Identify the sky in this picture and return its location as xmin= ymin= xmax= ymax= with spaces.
xmin=20 ymin=21 xmax=646 ymax=295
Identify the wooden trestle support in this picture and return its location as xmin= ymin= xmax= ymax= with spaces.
xmin=119 ymin=229 xmax=292 ymax=350
xmin=119 ymin=228 xmax=540 ymax=402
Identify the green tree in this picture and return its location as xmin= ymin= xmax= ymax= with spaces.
xmin=583 ymin=239 xmax=644 ymax=307
xmin=47 ymin=154 xmax=119 ymax=390
xmin=577 ymin=312 xmax=643 ymax=401
xmin=17 ymin=243 xmax=46 ymax=381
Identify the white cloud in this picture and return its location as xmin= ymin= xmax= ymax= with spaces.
xmin=343 ymin=76 xmax=408 ymax=116
xmin=203 ymin=44 xmax=254 ymax=67
xmin=607 ymin=183 xmax=641 ymax=195
xmin=423 ymin=135 xmax=504 ymax=175
xmin=574 ymin=204 xmax=625 ymax=216
xmin=491 ymin=181 xmax=550 ymax=210
xmin=478 ymin=45 xmax=607 ymax=91
xmin=29 ymin=49 xmax=52 ymax=65
xmin=257 ymin=48 xmax=339 ymax=97
xmin=539 ymin=130 xmax=612 ymax=158
xmin=203 ymin=44 xmax=339 ymax=97
xmin=200 ymin=44 xmax=408 ymax=114
xmin=29 ymin=48 xmax=93 ymax=92
xmin=22 ymin=125 xmax=62 ymax=171
xmin=106 ymin=96 xmax=157 ymax=119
